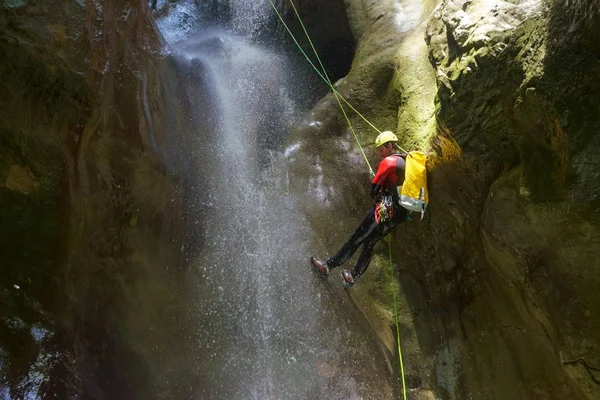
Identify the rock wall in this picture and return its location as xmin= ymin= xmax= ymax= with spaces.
xmin=0 ymin=1 xmax=201 ymax=398
xmin=417 ymin=0 xmax=600 ymax=398
xmin=290 ymin=0 xmax=600 ymax=398
xmin=2 ymin=0 xmax=599 ymax=398
xmin=283 ymin=0 xmax=356 ymax=81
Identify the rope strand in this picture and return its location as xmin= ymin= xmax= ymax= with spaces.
xmin=268 ymin=0 xmax=409 ymax=154
xmin=268 ymin=3 xmax=384 ymax=128
xmin=269 ymin=3 xmax=410 ymax=396
xmin=285 ymin=0 xmax=373 ymax=173
xmin=270 ymin=2 xmax=410 ymax=396
xmin=389 ymin=240 xmax=407 ymax=400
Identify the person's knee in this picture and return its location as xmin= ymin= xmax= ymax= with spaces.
xmin=363 ymin=240 xmax=378 ymax=252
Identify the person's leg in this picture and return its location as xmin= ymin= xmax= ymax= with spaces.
xmin=326 ymin=205 xmax=378 ymax=269
xmin=350 ymin=206 xmax=407 ymax=280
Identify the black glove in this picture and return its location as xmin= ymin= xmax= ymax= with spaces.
xmin=370 ymin=183 xmax=384 ymax=199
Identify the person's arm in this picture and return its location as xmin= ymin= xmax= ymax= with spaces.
xmin=370 ymin=157 xmax=394 ymax=198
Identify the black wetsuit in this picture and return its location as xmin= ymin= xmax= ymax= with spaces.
xmin=327 ymin=153 xmax=407 ymax=279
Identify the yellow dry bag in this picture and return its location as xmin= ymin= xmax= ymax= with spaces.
xmin=398 ymin=151 xmax=428 ymax=219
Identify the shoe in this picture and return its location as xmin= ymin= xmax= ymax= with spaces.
xmin=341 ymin=269 xmax=355 ymax=288
xmin=310 ymin=256 xmax=330 ymax=276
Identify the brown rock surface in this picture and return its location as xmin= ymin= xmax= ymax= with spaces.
xmin=289 ymin=0 xmax=600 ymax=398
xmin=0 ymin=1 xmax=199 ymax=398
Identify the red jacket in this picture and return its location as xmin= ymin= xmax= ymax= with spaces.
xmin=370 ymin=153 xmax=406 ymax=199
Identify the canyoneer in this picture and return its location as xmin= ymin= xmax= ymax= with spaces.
xmin=310 ymin=131 xmax=408 ymax=287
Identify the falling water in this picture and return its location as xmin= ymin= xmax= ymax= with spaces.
xmin=156 ymin=1 xmax=396 ymax=398
xmin=229 ymin=0 xmax=275 ymax=39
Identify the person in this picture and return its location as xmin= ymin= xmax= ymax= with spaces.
xmin=310 ymin=131 xmax=407 ymax=287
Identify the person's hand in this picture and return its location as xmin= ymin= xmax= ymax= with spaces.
xmin=370 ymin=183 xmax=382 ymax=200
xmin=369 ymin=170 xmax=375 ymax=180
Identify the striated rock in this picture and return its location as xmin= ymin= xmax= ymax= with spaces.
xmin=291 ymin=0 xmax=600 ymax=398
xmin=416 ymin=0 xmax=600 ymax=398
xmin=3 ymin=0 xmax=599 ymax=397
xmin=0 ymin=1 xmax=201 ymax=398
xmin=288 ymin=0 xmax=441 ymax=395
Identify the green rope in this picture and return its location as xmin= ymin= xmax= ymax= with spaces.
xmin=285 ymin=0 xmax=373 ymax=174
xmin=267 ymin=1 xmax=390 ymax=142
xmin=268 ymin=1 xmax=410 ymax=155
xmin=389 ymin=240 xmax=407 ymax=400
xmin=272 ymin=2 xmax=410 ymax=395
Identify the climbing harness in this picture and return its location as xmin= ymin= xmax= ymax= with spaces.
xmin=374 ymin=194 xmax=394 ymax=224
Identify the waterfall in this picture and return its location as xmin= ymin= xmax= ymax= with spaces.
xmin=156 ymin=2 xmax=395 ymax=398
xmin=229 ymin=0 xmax=275 ymax=39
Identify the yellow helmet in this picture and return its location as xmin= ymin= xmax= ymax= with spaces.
xmin=375 ymin=131 xmax=398 ymax=148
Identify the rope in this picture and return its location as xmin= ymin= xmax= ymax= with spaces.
xmin=269 ymin=1 xmax=410 ymax=155
xmin=268 ymin=1 xmax=409 ymax=150
xmin=271 ymin=3 xmax=410 ymax=395
xmin=269 ymin=0 xmax=379 ymax=132
xmin=285 ymin=0 xmax=373 ymax=174
xmin=389 ymin=240 xmax=407 ymax=400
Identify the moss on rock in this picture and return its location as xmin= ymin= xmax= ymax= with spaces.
xmin=293 ymin=0 xmax=600 ymax=398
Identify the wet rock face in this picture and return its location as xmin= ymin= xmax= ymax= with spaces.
xmin=283 ymin=0 xmax=356 ymax=81
xmin=291 ymin=0 xmax=600 ymax=398
xmin=1 ymin=1 xmax=199 ymax=398
xmin=417 ymin=0 xmax=600 ymax=398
